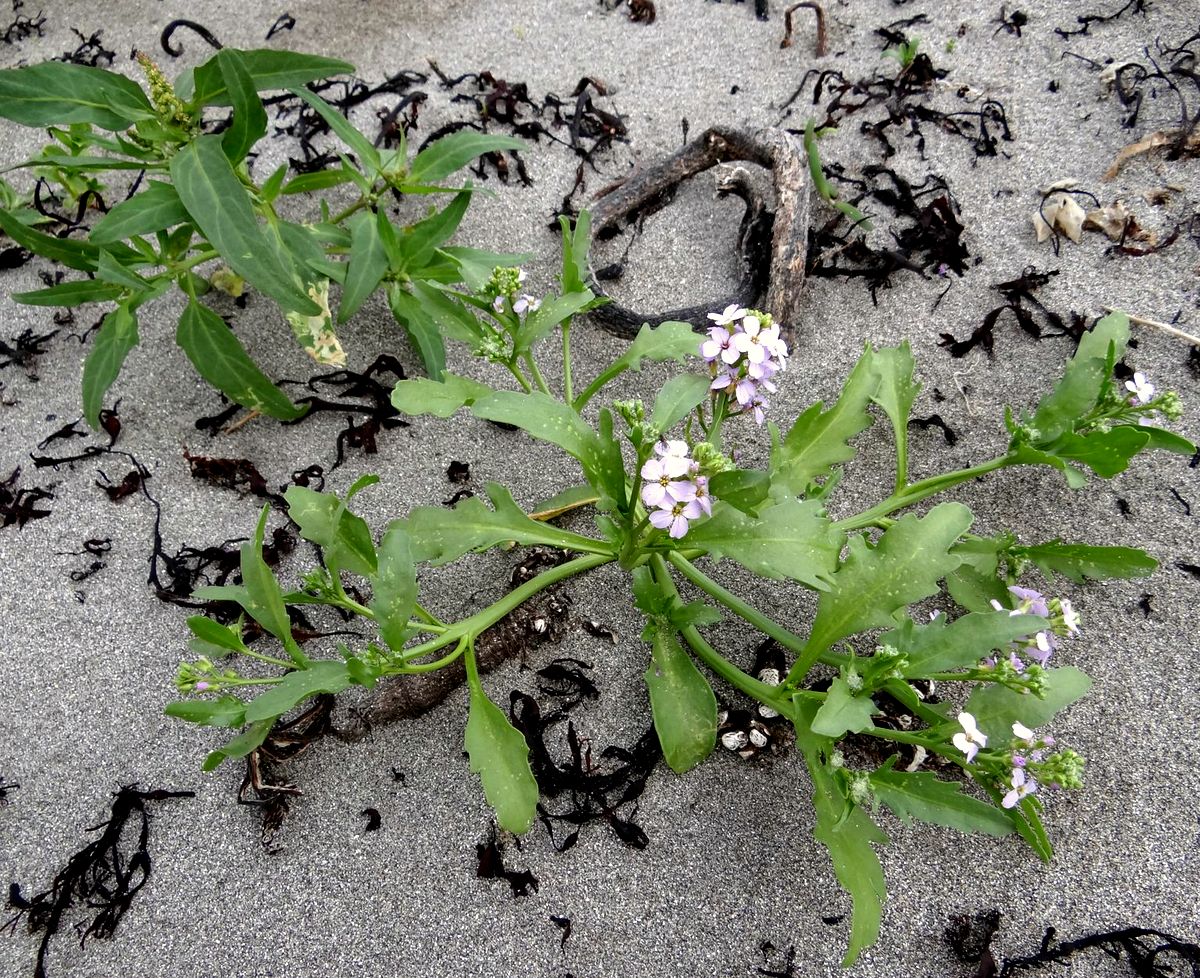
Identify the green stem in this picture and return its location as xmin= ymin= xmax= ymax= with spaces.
xmin=650 ymin=555 xmax=793 ymax=714
xmin=236 ymin=649 xmax=297 ymax=670
xmin=412 ymin=603 xmax=445 ymax=628
xmin=507 ymin=362 xmax=533 ymax=393
xmin=329 ymin=193 xmax=373 ymax=225
xmin=856 ymin=725 xmax=939 ymax=748
xmin=523 ymin=352 xmax=551 ymax=395
xmin=562 ymin=322 xmax=574 ymax=407
xmin=396 ymin=552 xmax=613 ymax=663
xmin=397 ymin=636 xmax=468 ymax=674
xmin=572 ymin=363 xmax=624 ymax=413
xmin=666 ymin=552 xmax=845 ymax=669
xmin=834 ymin=454 xmax=1014 ymax=532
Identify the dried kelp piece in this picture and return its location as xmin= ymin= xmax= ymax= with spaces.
xmin=287 ymin=354 xmax=409 ymax=472
xmin=939 ymin=268 xmax=1083 ymax=358
xmin=7 ymin=785 xmax=194 ymax=978
xmin=1 ymin=2 xmax=45 ymax=45
xmin=160 ymin=19 xmax=223 ymax=56
xmin=511 ymin=547 xmax=571 ymax=587
xmin=1000 ymin=925 xmax=1200 ymax=976
xmin=182 ymin=449 xmax=288 ymax=510
xmin=55 ymin=28 xmax=114 ymax=68
xmin=511 ymin=692 xmax=659 ymax=851
xmin=0 ymin=245 xmax=32 ymax=270
xmin=0 ymin=327 xmax=59 ymax=376
xmin=194 ymin=401 xmax=243 ymax=436
xmin=360 ymin=808 xmax=381 ymax=832
xmin=30 ymin=406 xmax=123 ymax=466
xmin=265 ymin=12 xmax=296 ymax=40
xmin=0 ymin=468 xmax=53 ymax=529
xmin=0 ymin=774 xmax=19 ymax=804
xmin=586 ymin=126 xmax=809 ymax=336
xmin=442 ymin=489 xmax=474 ymax=507
xmin=475 ymin=824 xmax=538 ymax=898
xmin=946 ymin=909 xmax=1002 ymax=978
xmin=60 ymin=537 xmax=111 ymax=587
xmin=757 ymin=941 xmax=799 ymax=978
xmin=96 ymin=468 xmax=145 ymax=503
xmin=549 ymin=913 xmax=572 ymax=947
xmin=535 ymin=657 xmax=600 ymax=711
xmin=910 ymin=414 xmax=958 ymax=445
xmin=993 ymin=7 xmax=1028 ymax=38
xmin=1177 ymin=562 xmax=1200 ymax=581
xmin=780 ymin=2 xmax=827 ymax=55
xmin=447 ymin=460 xmax=470 ymax=484
xmin=1054 ymin=0 xmax=1148 ymax=39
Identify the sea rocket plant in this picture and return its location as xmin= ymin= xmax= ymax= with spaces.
xmin=157 ymin=206 xmax=1192 ymax=967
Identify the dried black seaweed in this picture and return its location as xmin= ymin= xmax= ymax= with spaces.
xmin=758 ymin=941 xmax=800 ymax=978
xmin=475 ymin=824 xmax=539 ymax=898
xmin=265 ymin=12 xmax=295 ymax=40
xmin=1 ymin=1 xmax=44 ymax=45
xmin=1054 ymin=0 xmax=1148 ymax=39
xmin=160 ymin=18 xmax=223 ymax=56
xmin=182 ymin=448 xmax=288 ymax=510
xmin=0 ymin=327 xmax=59 ymax=376
xmin=55 ymin=28 xmax=114 ymax=67
xmin=909 ymin=413 xmax=958 ymax=445
xmin=939 ymin=268 xmax=1084 ymax=358
xmin=1001 ymin=925 xmax=1200 ymax=976
xmin=6 ymin=785 xmax=194 ymax=978
xmin=0 ymin=773 xmax=19 ymax=804
xmin=360 ymin=807 xmax=381 ymax=832
xmin=0 ymin=468 xmax=53 ymax=528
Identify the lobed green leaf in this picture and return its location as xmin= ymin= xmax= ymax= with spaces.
xmin=870 ymin=758 xmax=1014 ymax=837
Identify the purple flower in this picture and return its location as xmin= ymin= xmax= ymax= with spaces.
xmin=512 ymin=294 xmax=541 ymax=315
xmin=748 ymin=392 xmax=769 ymax=425
xmin=1026 ymin=631 xmax=1054 ymax=665
xmin=1125 ymin=371 xmax=1155 ymax=404
xmin=1009 ymin=586 xmax=1050 ymax=618
xmin=692 ymin=475 xmax=712 ymax=516
xmin=195 ymin=681 xmax=210 ymax=692
xmin=650 ymin=498 xmax=705 ymax=539
xmin=735 ymin=377 xmax=758 ymax=407
xmin=492 ymin=295 xmax=506 ymax=313
xmin=1002 ymin=767 xmax=1038 ymax=809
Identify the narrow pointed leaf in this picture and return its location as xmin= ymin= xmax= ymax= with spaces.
xmin=14 ymin=279 xmax=124 ymax=307
xmin=202 ymin=719 xmax=273 ymax=771
xmin=188 ymin=50 xmax=354 ymax=106
xmin=283 ymin=485 xmax=377 ymax=578
xmin=176 ymin=297 xmax=307 ymax=420
xmin=0 ymin=206 xmax=99 ymax=271
xmin=82 ymin=304 xmax=139 ymax=427
xmin=217 ymin=49 xmax=268 ymax=163
xmin=239 ymin=507 xmax=294 ymax=644
xmin=288 ymin=86 xmax=381 ymax=173
xmin=164 ymin=695 xmax=247 ymax=728
xmin=0 ymin=61 xmax=154 ymax=129
xmin=170 ymin=135 xmax=318 ymax=314
xmin=386 ymin=283 xmax=447 ymax=379
xmin=396 ymin=191 xmax=471 ymax=273
xmin=408 ymin=132 xmax=526 ymax=185
xmin=90 ymin=181 xmax=189 ymax=243
xmin=339 ymin=209 xmax=389 ymax=323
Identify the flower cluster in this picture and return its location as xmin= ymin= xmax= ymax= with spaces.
xmin=701 ymin=305 xmax=789 ymax=425
xmin=952 ymin=715 xmax=1085 ymax=809
xmin=986 ymin=585 xmax=1080 ymax=670
xmin=175 ymin=656 xmax=236 ymax=695
xmin=640 ymin=439 xmax=712 ymax=539
xmin=486 ymin=266 xmax=541 ymax=317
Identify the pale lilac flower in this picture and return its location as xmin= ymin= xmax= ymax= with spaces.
xmin=1002 ymin=767 xmax=1038 ymax=808
xmin=692 ymin=475 xmax=712 ymax=516
xmin=640 ymin=455 xmax=694 ymax=507
xmin=492 ymin=295 xmax=506 ymax=313
xmin=1012 ymin=752 xmax=1027 ymax=767
xmin=1125 ymin=371 xmax=1155 ymax=404
xmin=195 ymin=681 xmax=210 ymax=692
xmin=650 ymin=498 xmax=705 ymax=539
xmin=953 ymin=712 xmax=987 ymax=763
xmin=732 ymin=317 xmax=771 ymax=364
xmin=1008 ymin=650 xmax=1026 ymax=672
xmin=701 ymin=326 xmax=732 ymax=363
xmin=711 ymin=371 xmax=736 ymax=393
xmin=516 ymin=268 xmax=527 ymax=284
xmin=707 ymin=304 xmax=748 ymax=327
xmin=1012 ymin=721 xmax=1037 ymax=744
xmin=1027 ymin=631 xmax=1054 ymax=665
xmin=749 ymin=392 xmax=769 ymax=425
xmin=655 ymin=438 xmax=690 ymax=459
xmin=512 ymin=294 xmax=541 ymax=315
xmin=735 ymin=377 xmax=757 ymax=406
xmin=1009 ymin=586 xmax=1050 ymax=618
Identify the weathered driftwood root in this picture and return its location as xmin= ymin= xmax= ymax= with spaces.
xmin=586 ymin=126 xmax=811 ymax=337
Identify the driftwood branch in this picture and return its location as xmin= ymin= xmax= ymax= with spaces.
xmin=586 ymin=126 xmax=811 ymax=339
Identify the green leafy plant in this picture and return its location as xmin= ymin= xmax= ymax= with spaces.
xmin=0 ymin=50 xmax=524 ymax=426
xmin=166 ymin=212 xmax=1191 ymax=963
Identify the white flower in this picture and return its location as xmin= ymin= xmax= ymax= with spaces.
xmin=1125 ymin=371 xmax=1155 ymax=404
xmin=1002 ymin=768 xmax=1038 ymax=809
xmin=707 ymin=304 xmax=748 ymax=327
xmin=512 ymin=294 xmax=541 ymax=315
xmin=1059 ymin=598 xmax=1081 ymax=636
xmin=952 ymin=711 xmax=987 ymax=763
xmin=492 ymin=295 xmax=506 ymax=313
xmin=1012 ymin=721 xmax=1036 ymax=743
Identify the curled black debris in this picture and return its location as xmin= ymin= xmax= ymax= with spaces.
xmin=910 ymin=414 xmax=959 ymax=446
xmin=939 ymin=268 xmax=1083 ymax=358
xmin=1176 ymin=562 xmax=1200 ymax=581
xmin=360 ymin=808 xmax=382 ymax=832
xmin=183 ymin=448 xmax=288 ymax=510
xmin=1116 ymin=498 xmax=1132 ymax=518
xmin=475 ymin=825 xmax=538 ymax=898
xmin=447 ymin=460 xmax=471 ymax=484
xmin=535 ymin=657 xmax=600 ymax=712
xmin=56 ymin=28 xmax=114 ymax=67
xmin=0 ymin=774 xmax=18 ymax=804
xmin=946 ymin=908 xmax=1002 ymax=978
xmin=390 ymin=767 xmax=406 ymax=785
xmin=1 ymin=2 xmax=44 ymax=44
xmin=6 ymin=785 xmax=194 ymax=978
xmin=0 ymin=328 xmax=59 ymax=376
xmin=60 ymin=537 xmax=111 ymax=587
xmin=511 ymin=692 xmax=660 ymax=851
xmin=160 ymin=18 xmax=223 ymax=56
xmin=1169 ymin=487 xmax=1192 ymax=516
xmin=442 ymin=488 xmax=474 ymax=507
xmin=549 ymin=914 xmax=572 ymax=948
xmin=96 ymin=467 xmax=146 ymax=503
xmin=582 ymin=619 xmax=618 ymax=643
xmin=1054 ymin=0 xmax=1148 ymax=39
xmin=1000 ymin=925 xmax=1200 ymax=976
xmin=1137 ymin=594 xmax=1153 ymax=617
xmin=265 ymin=12 xmax=296 ymax=40
xmin=993 ymin=7 xmax=1028 ymax=38
xmin=0 ymin=468 xmax=54 ymax=529
xmin=757 ymin=940 xmax=799 ymax=978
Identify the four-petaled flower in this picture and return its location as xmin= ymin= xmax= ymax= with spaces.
xmin=1002 ymin=767 xmax=1038 ymax=808
xmin=640 ymin=454 xmax=694 ymax=508
xmin=707 ymin=304 xmax=748 ymax=327
xmin=952 ymin=712 xmax=987 ymax=763
xmin=699 ymin=306 xmax=789 ymax=425
xmin=650 ymin=498 xmax=705 ymax=539
xmin=1059 ymin=598 xmax=1081 ymax=636
xmin=1125 ymin=371 xmax=1155 ymax=404
xmin=513 ymin=294 xmax=542 ymax=315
